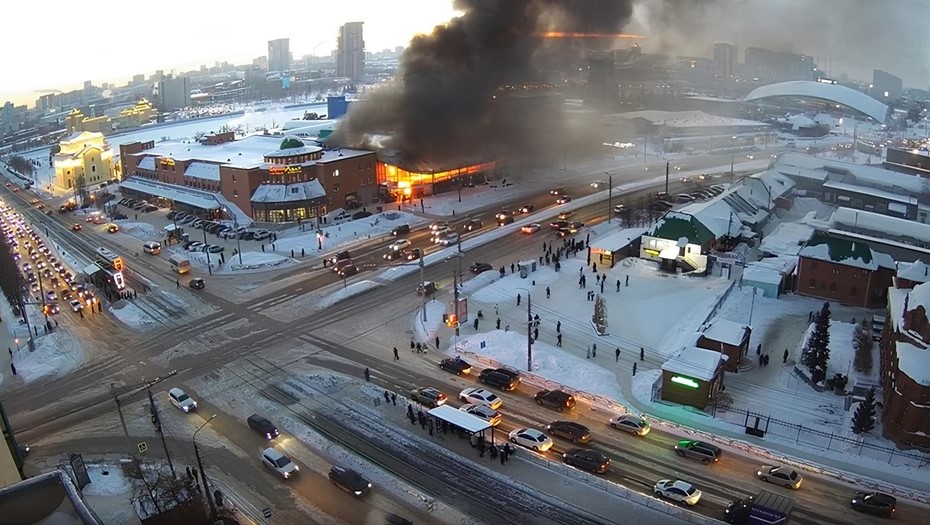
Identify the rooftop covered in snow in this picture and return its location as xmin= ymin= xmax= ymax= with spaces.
xmin=661 ymin=346 xmax=727 ymax=381
xmin=700 ymin=318 xmax=750 ymax=347
xmin=897 ymin=260 xmax=930 ymax=284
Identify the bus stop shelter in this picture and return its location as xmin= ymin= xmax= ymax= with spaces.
xmin=427 ymin=405 xmax=494 ymax=444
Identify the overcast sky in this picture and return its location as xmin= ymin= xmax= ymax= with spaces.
xmin=3 ymin=0 xmax=928 ymax=109
xmin=1 ymin=0 xmax=458 ymax=107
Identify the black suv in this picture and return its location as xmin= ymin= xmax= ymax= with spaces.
xmin=851 ymin=492 xmax=896 ymax=518
xmin=247 ymin=414 xmax=279 ymax=439
xmin=439 ymin=357 xmax=472 ymax=376
xmin=391 ymin=224 xmax=410 ymax=236
xmin=562 ymin=448 xmax=610 ymax=474
xmin=534 ymin=390 xmax=575 ymax=412
xmin=328 ymin=465 xmax=371 ymax=497
xmin=469 ymin=262 xmax=493 ymax=274
xmin=463 ymin=218 xmax=483 ymax=231
xmin=674 ymin=440 xmax=721 ymax=464
xmin=546 ymin=421 xmax=592 ymax=443
xmin=478 ymin=368 xmax=519 ymax=391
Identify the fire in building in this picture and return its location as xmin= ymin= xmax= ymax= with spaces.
xmin=376 ymin=156 xmax=496 ymax=202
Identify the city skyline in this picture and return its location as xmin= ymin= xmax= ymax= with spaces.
xmin=1 ymin=0 xmax=458 ymax=108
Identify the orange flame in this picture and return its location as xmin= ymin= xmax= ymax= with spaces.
xmin=540 ymin=31 xmax=644 ymax=39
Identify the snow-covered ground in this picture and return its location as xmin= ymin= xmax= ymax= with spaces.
xmin=4 ymin=328 xmax=88 ymax=385
xmin=269 ymin=210 xmax=426 ymax=256
xmin=109 ymin=299 xmax=159 ymax=329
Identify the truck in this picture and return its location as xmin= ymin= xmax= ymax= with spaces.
xmin=724 ymin=490 xmax=794 ymax=525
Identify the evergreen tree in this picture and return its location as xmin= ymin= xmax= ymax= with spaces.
xmin=802 ymin=302 xmax=831 ymax=384
xmin=851 ymin=388 xmax=877 ymax=434
xmin=853 ymin=319 xmax=874 ymax=373
xmin=592 ymin=294 xmax=608 ymax=335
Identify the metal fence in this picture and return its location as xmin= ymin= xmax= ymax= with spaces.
xmin=713 ymin=402 xmax=930 ymax=470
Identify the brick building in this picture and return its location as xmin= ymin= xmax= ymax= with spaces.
xmin=119 ymin=135 xmax=377 ymax=223
xmin=882 ymin=282 xmax=930 ymax=449
xmin=796 ymin=233 xmax=895 ymax=308
xmin=696 ymin=318 xmax=751 ymax=372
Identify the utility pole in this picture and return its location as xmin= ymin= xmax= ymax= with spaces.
xmin=111 ymin=383 xmax=135 ymax=460
xmin=665 ymin=161 xmax=670 ymax=196
xmin=147 ymin=386 xmax=176 ymax=479
xmin=419 ymin=251 xmax=427 ymax=322
xmin=606 ymin=172 xmax=612 ymax=224
xmin=526 ymin=292 xmax=533 ymax=372
xmin=193 ymin=415 xmax=218 ymax=520
xmin=453 ymin=269 xmax=460 ymax=337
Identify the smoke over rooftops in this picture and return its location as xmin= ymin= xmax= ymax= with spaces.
xmin=328 ymin=0 xmax=635 ymax=167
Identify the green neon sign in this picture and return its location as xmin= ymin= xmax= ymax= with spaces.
xmin=671 ymin=375 xmax=700 ymax=389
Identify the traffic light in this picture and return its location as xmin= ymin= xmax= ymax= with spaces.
xmin=446 ymin=314 xmax=458 ymax=328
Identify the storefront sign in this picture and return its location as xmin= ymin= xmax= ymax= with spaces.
xmin=671 ymin=375 xmax=700 ymax=389
xmin=269 ymin=165 xmax=301 ymax=175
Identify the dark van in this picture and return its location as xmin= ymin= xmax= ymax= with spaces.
xmin=329 ymin=250 xmax=351 ymax=266
xmin=391 ymin=224 xmax=411 ymax=236
xmin=248 ymin=414 xmax=279 ymax=439
xmin=479 ymin=368 xmax=519 ymax=391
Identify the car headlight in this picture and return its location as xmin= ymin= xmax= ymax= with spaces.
xmin=293 ymin=466 xmax=298 ymax=471
xmin=266 ymin=433 xmax=272 ymax=439
xmin=283 ymin=472 xmax=290 ymax=478
xmin=182 ymin=406 xmax=190 ymax=412
xmin=354 ymin=490 xmax=362 ymax=495
xmin=756 ymin=471 xmax=762 ymax=476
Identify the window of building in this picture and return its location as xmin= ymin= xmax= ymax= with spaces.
xmin=232 ymin=174 xmax=237 ymax=183
xmin=91 ymin=165 xmax=96 ymax=173
xmin=233 ymin=189 xmax=239 ymax=197
xmin=290 ymin=187 xmax=299 ymax=194
xmin=333 ymin=169 xmax=340 ymax=177
xmin=832 ymin=268 xmax=839 ymax=275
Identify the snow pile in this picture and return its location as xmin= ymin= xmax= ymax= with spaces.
xmin=222 ymin=252 xmax=294 ymax=273
xmin=82 ymin=464 xmax=132 ymax=497
xmin=411 ymin=300 xmax=447 ymax=343
xmin=270 ymin=211 xmax=426 ymax=255
xmin=109 ymin=300 xmax=158 ymax=328
xmin=316 ymin=280 xmax=381 ymax=309
xmin=759 ymin=222 xmax=814 ymax=256
xmin=116 ymin=221 xmax=161 ymax=240
xmin=11 ymin=329 xmax=88 ymax=384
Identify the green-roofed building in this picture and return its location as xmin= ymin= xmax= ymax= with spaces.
xmin=797 ymin=232 xmax=895 ymax=307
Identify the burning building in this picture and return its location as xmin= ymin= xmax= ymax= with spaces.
xmin=328 ymin=0 xmax=637 ymax=198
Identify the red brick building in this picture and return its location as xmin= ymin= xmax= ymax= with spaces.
xmin=119 ymin=135 xmax=377 ymax=223
xmin=796 ymin=233 xmax=895 ymax=308
xmin=882 ymin=283 xmax=930 ymax=449
xmin=696 ymin=318 xmax=751 ymax=372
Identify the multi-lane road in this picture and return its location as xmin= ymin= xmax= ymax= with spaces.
xmin=3 ymin=151 xmax=919 ymax=524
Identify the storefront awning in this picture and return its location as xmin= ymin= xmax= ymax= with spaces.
xmin=120 ymin=177 xmax=221 ymax=211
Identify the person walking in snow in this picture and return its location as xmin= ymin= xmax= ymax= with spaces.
xmin=364 ymin=367 xmax=371 ymax=382
xmin=391 ymin=392 xmax=397 ymax=405
xmin=384 ymin=390 xmax=390 ymax=404
xmin=632 ymin=362 xmax=637 ymax=376
xmin=473 ymin=318 xmax=479 ymax=330
xmin=393 ymin=347 xmax=400 ymax=361
xmin=592 ymin=343 xmax=597 ymax=358
xmin=783 ymin=348 xmax=789 ymax=364
xmin=640 ymin=347 xmax=645 ymax=361
xmin=586 ymin=346 xmax=591 ymax=359
xmin=756 ymin=343 xmax=762 ymax=356
xmin=556 ymin=320 xmax=561 ymax=333
xmin=616 ymin=280 xmax=621 ymax=292
xmin=496 ymin=318 xmax=501 ymax=330
xmin=546 ymin=286 xmax=550 ymax=299
xmin=517 ymin=293 xmax=521 ymax=306
xmin=557 ymin=333 xmax=562 ymax=347
xmin=625 ymin=275 xmax=629 ymax=287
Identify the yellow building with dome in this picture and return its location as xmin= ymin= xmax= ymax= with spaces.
xmin=53 ymin=131 xmax=118 ymax=192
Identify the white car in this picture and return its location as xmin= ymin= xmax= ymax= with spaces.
xmin=521 ymin=223 xmax=541 ymax=234
xmin=508 ymin=428 xmax=553 ymax=452
xmin=168 ymin=388 xmax=197 ymax=413
xmin=654 ymin=479 xmax=702 ymax=506
xmin=459 ymin=387 xmax=503 ymax=410
xmin=590 ymin=180 xmax=607 ymax=188
xmin=69 ymin=299 xmax=83 ymax=312
xmin=429 ymin=221 xmax=449 ymax=231
xmin=609 ymin=414 xmax=651 ymax=436
xmin=437 ymin=232 xmax=459 ymax=246
xmin=430 ymin=226 xmax=452 ymax=239
xmin=261 ymin=447 xmax=299 ymax=479
xmin=388 ymin=239 xmax=411 ymax=251
xmin=459 ymin=403 xmax=502 ymax=426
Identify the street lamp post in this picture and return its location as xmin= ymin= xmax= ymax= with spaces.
xmin=201 ymin=224 xmax=212 ymax=275
xmin=212 ymin=196 xmax=243 ymax=265
xmin=193 ymin=414 xmax=217 ymax=519
xmin=605 ymin=172 xmax=612 ymax=224
xmin=420 ymin=251 xmax=427 ymax=323
xmin=515 ymin=286 xmax=533 ymax=372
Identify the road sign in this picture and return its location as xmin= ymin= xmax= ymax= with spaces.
xmin=262 ymin=508 xmax=272 ymax=519
xmin=137 ymin=442 xmax=148 ymax=453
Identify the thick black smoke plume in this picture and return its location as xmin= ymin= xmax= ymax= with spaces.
xmin=329 ymin=0 xmax=635 ymax=169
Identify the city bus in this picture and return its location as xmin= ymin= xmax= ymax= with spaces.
xmin=169 ymin=254 xmax=191 ymax=274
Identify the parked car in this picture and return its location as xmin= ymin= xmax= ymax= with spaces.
xmin=168 ymin=388 xmax=197 ymax=412
xmin=328 ymin=465 xmax=371 ymax=496
xmin=261 ymin=448 xmax=299 ymax=479
xmin=391 ymin=224 xmax=411 ymax=236
xmin=207 ymin=245 xmax=224 ymax=254
xmin=674 ymin=440 xmax=721 ymax=464
xmin=608 ymin=414 xmax=651 ymax=436
xmin=253 ymin=230 xmax=271 ymax=240
xmin=409 ymin=387 xmax=447 ymax=408
xmin=478 ymin=368 xmax=520 ymax=391
xmin=352 ymin=210 xmax=372 ymax=220
xmin=534 ymin=390 xmax=575 ymax=412
xmin=439 ymin=357 xmax=472 ymax=375
xmin=562 ymin=448 xmax=610 ymax=474
xmin=654 ymin=479 xmax=702 ymax=506
xmin=546 ymin=421 xmax=592 ymax=444
xmin=850 ymin=492 xmax=896 ymax=518
xmin=508 ymin=428 xmax=553 ymax=452
xmin=459 ymin=388 xmax=503 ymax=410
xmin=521 ymin=223 xmax=541 ymax=234
xmin=469 ymin=262 xmax=493 ymax=274
xmin=459 ymin=403 xmax=502 ymax=427
xmin=756 ymin=465 xmax=802 ymax=489
xmin=187 ymin=242 xmax=205 ymax=251
xmin=247 ymin=414 xmax=279 ymax=439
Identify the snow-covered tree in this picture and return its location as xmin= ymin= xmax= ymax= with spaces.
xmin=851 ymin=388 xmax=877 ymax=434
xmin=802 ymin=302 xmax=831 ymax=384
xmin=592 ymin=294 xmax=608 ymax=335
xmin=853 ymin=319 xmax=874 ymax=374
